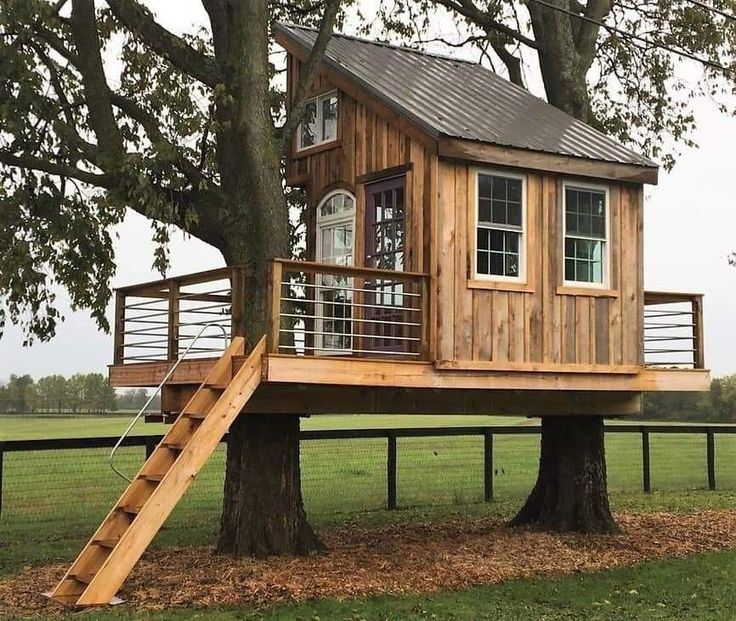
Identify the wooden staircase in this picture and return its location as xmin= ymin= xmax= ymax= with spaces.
xmin=49 ymin=336 xmax=265 ymax=606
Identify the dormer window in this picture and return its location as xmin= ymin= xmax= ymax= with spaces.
xmin=298 ymin=91 xmax=338 ymax=151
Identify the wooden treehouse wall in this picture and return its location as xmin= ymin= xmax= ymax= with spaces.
xmin=435 ymin=161 xmax=644 ymax=369
xmin=285 ymin=59 xmax=435 ymax=273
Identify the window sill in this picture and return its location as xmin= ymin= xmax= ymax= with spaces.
xmin=293 ymin=138 xmax=341 ymax=159
xmin=556 ymin=286 xmax=619 ymax=298
xmin=468 ymin=279 xmax=534 ymax=293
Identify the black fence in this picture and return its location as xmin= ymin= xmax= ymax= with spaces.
xmin=1 ymin=423 xmax=735 ymax=533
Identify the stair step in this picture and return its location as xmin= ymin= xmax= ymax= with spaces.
xmin=139 ymin=473 xmax=164 ymax=482
xmin=70 ymin=572 xmax=95 ymax=585
xmin=182 ymin=411 xmax=207 ymax=420
xmin=117 ymin=504 xmax=142 ymax=515
xmin=205 ymin=382 xmax=228 ymax=390
xmin=92 ymin=538 xmax=119 ymax=549
xmin=161 ymin=441 xmax=188 ymax=451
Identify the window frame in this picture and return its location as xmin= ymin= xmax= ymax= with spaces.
xmin=472 ymin=168 xmax=527 ymax=284
xmin=314 ymin=189 xmax=356 ymax=355
xmin=296 ymin=90 xmax=339 ymax=152
xmin=562 ymin=180 xmax=611 ymax=289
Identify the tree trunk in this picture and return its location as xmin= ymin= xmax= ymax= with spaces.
xmin=217 ymin=414 xmax=322 ymax=556
xmin=510 ymin=416 xmax=620 ymax=533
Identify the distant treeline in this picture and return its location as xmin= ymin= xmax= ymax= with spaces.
xmin=643 ymin=375 xmax=736 ymax=422
xmin=0 ymin=373 xmax=159 ymax=415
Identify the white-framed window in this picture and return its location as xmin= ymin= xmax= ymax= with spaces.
xmin=474 ymin=170 xmax=526 ymax=281
xmin=297 ymin=91 xmax=338 ymax=151
xmin=315 ymin=190 xmax=355 ymax=353
xmin=563 ymin=182 xmax=609 ymax=287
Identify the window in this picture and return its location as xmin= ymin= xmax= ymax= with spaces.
xmin=298 ymin=91 xmax=338 ymax=151
xmin=475 ymin=172 xmax=525 ymax=280
xmin=316 ymin=191 xmax=355 ymax=352
xmin=563 ymin=184 xmax=608 ymax=286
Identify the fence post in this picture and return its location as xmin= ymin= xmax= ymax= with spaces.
xmin=641 ymin=428 xmax=651 ymax=493
xmin=387 ymin=433 xmax=397 ymax=510
xmin=145 ymin=437 xmax=157 ymax=460
xmin=706 ymin=428 xmax=716 ymax=491
xmin=484 ymin=430 xmax=494 ymax=502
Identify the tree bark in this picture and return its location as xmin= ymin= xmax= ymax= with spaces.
xmin=217 ymin=414 xmax=322 ymax=556
xmin=510 ymin=416 xmax=620 ymax=533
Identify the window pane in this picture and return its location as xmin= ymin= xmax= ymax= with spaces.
xmin=507 ymin=202 xmax=522 ymax=227
xmin=565 ymin=258 xmax=575 ymax=281
xmin=490 ymin=252 xmax=503 ymax=275
xmin=477 ymin=228 xmax=489 ymax=251
xmin=478 ymin=198 xmax=492 ymax=223
xmin=477 ymin=251 xmax=489 ymax=275
xmin=505 ymin=253 xmax=519 ymax=277
xmin=492 ymin=177 xmax=506 ymax=200
xmin=478 ymin=174 xmax=493 ymax=200
xmin=576 ymin=260 xmax=590 ymax=283
xmin=491 ymin=200 xmax=507 ymax=225
xmin=507 ymin=179 xmax=522 ymax=203
xmin=300 ymin=100 xmax=317 ymax=148
xmin=489 ymin=229 xmax=504 ymax=251
xmin=322 ymin=94 xmax=337 ymax=141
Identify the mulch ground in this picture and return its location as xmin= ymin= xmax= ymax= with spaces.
xmin=3 ymin=510 xmax=736 ymax=617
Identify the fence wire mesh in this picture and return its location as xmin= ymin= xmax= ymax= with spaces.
xmin=1 ymin=426 xmax=734 ymax=554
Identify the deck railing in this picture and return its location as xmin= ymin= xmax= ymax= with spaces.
xmin=643 ymin=291 xmax=704 ymax=369
xmin=267 ymin=259 xmax=430 ymax=359
xmin=114 ymin=267 xmax=246 ymax=364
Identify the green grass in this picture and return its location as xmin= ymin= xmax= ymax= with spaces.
xmin=9 ymin=549 xmax=736 ymax=620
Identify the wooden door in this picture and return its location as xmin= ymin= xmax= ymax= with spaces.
xmin=363 ymin=176 xmax=407 ymax=354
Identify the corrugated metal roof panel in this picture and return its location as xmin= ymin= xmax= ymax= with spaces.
xmin=276 ymin=23 xmax=658 ymax=170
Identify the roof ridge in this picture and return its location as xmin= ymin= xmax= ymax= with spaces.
xmin=276 ymin=21 xmax=479 ymax=67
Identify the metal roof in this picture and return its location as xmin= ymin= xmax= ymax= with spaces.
xmin=276 ymin=22 xmax=657 ymax=170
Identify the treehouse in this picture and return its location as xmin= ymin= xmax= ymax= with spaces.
xmin=49 ymin=24 xmax=709 ymax=607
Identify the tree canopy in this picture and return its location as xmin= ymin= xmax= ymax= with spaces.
xmin=1 ymin=0 xmax=734 ymax=345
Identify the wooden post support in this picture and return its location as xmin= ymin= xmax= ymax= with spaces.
xmin=706 ymin=428 xmax=716 ymax=491
xmin=693 ymin=295 xmax=705 ymax=369
xmin=641 ymin=428 xmax=651 ymax=493
xmin=484 ymin=429 xmax=494 ymax=502
xmin=387 ymin=433 xmax=397 ymax=510
xmin=420 ymin=277 xmax=430 ymax=360
xmin=113 ymin=291 xmax=126 ymax=365
xmin=230 ymin=266 xmax=247 ymax=339
xmin=167 ymin=280 xmax=180 ymax=361
xmin=266 ymin=261 xmax=283 ymax=354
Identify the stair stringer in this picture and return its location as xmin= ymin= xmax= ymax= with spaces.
xmin=50 ymin=336 xmax=265 ymax=606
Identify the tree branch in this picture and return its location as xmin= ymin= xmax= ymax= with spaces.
xmin=433 ymin=0 xmax=539 ymax=50
xmin=490 ymin=38 xmax=525 ymax=87
xmin=69 ymin=0 xmax=125 ymax=160
xmin=105 ymin=0 xmax=221 ymax=87
xmin=0 ymin=151 xmax=110 ymax=186
xmin=280 ymin=0 xmax=341 ymax=151
xmin=576 ymin=0 xmax=612 ymax=65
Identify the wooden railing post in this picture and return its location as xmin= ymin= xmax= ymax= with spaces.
xmin=693 ymin=295 xmax=705 ymax=369
xmin=230 ymin=266 xmax=247 ymax=339
xmin=483 ymin=429 xmax=494 ymax=502
xmin=641 ymin=428 xmax=651 ymax=493
xmin=166 ymin=280 xmax=180 ymax=361
xmin=113 ymin=291 xmax=126 ymax=365
xmin=387 ymin=433 xmax=397 ymax=510
xmin=706 ymin=428 xmax=716 ymax=491
xmin=266 ymin=261 xmax=283 ymax=354
xmin=420 ymin=276 xmax=430 ymax=360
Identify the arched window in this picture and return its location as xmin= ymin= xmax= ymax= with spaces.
xmin=315 ymin=191 xmax=355 ymax=352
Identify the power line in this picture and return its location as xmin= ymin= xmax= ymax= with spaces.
xmin=681 ymin=0 xmax=736 ymax=23
xmin=526 ymin=0 xmax=734 ymax=75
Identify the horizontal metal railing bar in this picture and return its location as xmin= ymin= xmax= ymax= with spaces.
xmin=122 ymin=326 xmax=171 ymax=336
xmin=644 ymin=363 xmax=696 ymax=367
xmin=279 ymin=328 xmax=421 ymax=342
xmin=123 ymin=319 xmax=170 ymax=326
xmin=644 ymin=336 xmax=696 ymax=342
xmin=178 ymin=287 xmax=231 ymax=300
xmin=645 ymin=348 xmax=697 ymax=354
xmin=4 ymin=423 xmax=736 ymax=452
xmin=644 ymin=309 xmax=695 ymax=316
xmin=274 ymin=258 xmax=428 ymax=282
xmin=278 ymin=344 xmax=420 ymax=356
xmin=279 ymin=312 xmax=422 ymax=328
xmin=643 ymin=323 xmax=696 ymax=330
xmin=124 ymin=298 xmax=169 ymax=311
xmin=174 ymin=302 xmax=231 ymax=313
xmin=281 ymin=295 xmax=421 ymax=313
xmin=123 ymin=338 xmax=169 ymax=347
xmin=285 ymin=280 xmax=421 ymax=298
xmin=124 ymin=309 xmax=171 ymax=322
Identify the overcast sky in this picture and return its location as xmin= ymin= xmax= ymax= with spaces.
xmin=1 ymin=2 xmax=734 ymax=380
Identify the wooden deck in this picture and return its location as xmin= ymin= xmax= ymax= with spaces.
xmin=110 ymin=261 xmax=709 ymax=418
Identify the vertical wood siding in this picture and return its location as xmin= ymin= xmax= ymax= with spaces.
xmin=435 ymin=160 xmax=643 ymax=367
